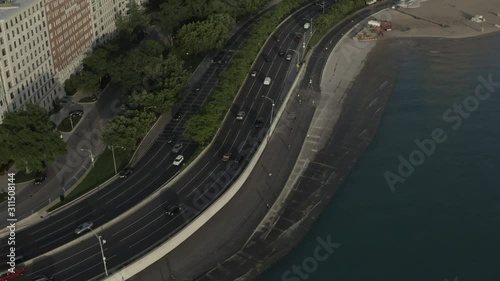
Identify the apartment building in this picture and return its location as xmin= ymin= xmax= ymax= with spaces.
xmin=0 ymin=0 xmax=59 ymax=122
xmin=0 ymin=0 xmax=143 ymax=123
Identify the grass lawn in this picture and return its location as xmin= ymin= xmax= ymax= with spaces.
xmin=15 ymin=169 xmax=37 ymax=183
xmin=57 ymin=115 xmax=82 ymax=132
xmin=48 ymin=147 xmax=132 ymax=211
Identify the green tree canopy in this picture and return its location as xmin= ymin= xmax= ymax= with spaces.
xmin=177 ymin=13 xmax=235 ymax=55
xmin=101 ymin=112 xmax=156 ymax=150
xmin=0 ymin=104 xmax=66 ymax=172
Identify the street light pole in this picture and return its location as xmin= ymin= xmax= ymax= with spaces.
xmin=80 ymin=149 xmax=95 ymax=168
xmin=88 ymin=227 xmax=108 ymax=276
xmin=262 ymin=95 xmax=275 ymax=143
xmin=110 ymin=145 xmax=125 ymax=174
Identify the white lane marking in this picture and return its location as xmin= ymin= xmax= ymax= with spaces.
xmin=128 ymin=211 xmax=186 ymax=248
xmin=177 ymin=162 xmax=211 ymax=193
xmin=119 ymin=213 xmax=172 ymax=243
xmin=112 ymin=205 xmax=164 ymax=237
xmin=30 ymin=206 xmax=89 ymax=235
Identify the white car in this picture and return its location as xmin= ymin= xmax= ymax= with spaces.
xmin=264 ymin=77 xmax=271 ymax=85
xmin=304 ymin=22 xmax=310 ymax=29
xmin=173 ymin=155 xmax=184 ymax=166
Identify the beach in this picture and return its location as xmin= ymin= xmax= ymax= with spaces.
xmin=375 ymin=0 xmax=500 ymax=39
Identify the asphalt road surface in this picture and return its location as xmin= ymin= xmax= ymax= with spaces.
xmin=8 ymin=3 xmax=324 ymax=281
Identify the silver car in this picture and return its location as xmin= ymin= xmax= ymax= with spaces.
xmin=75 ymin=221 xmax=93 ymax=235
xmin=172 ymin=143 xmax=183 ymax=153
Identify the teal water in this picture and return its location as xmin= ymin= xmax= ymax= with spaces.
xmin=259 ymin=33 xmax=500 ymax=281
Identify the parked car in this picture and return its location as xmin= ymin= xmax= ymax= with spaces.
xmin=119 ymin=167 xmax=133 ymax=178
xmin=34 ymin=173 xmax=47 ymax=185
xmin=172 ymin=143 xmax=183 ymax=153
xmin=222 ymin=152 xmax=232 ymax=162
xmin=164 ymin=204 xmax=182 ymax=216
xmin=250 ymin=70 xmax=257 ymax=77
xmin=59 ymin=96 xmax=71 ymax=104
xmin=69 ymin=109 xmax=83 ymax=117
xmin=74 ymin=221 xmax=93 ymax=235
xmin=173 ymin=155 xmax=184 ymax=166
xmin=236 ymin=111 xmax=246 ymax=120
xmin=255 ymin=117 xmax=264 ymax=128
xmin=286 ymin=54 xmax=292 ymax=61
xmin=0 ymin=267 xmax=24 ymax=281
xmin=278 ymin=49 xmax=286 ymax=56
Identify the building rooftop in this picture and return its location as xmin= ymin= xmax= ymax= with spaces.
xmin=0 ymin=0 xmax=37 ymax=21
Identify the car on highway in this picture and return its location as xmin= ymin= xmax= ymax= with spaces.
xmin=222 ymin=152 xmax=232 ymax=162
xmin=0 ymin=267 xmax=24 ymax=281
xmin=74 ymin=221 xmax=93 ymax=235
xmin=34 ymin=173 xmax=47 ymax=185
xmin=294 ymin=34 xmax=302 ymax=42
xmin=172 ymin=143 xmax=183 ymax=153
xmin=286 ymin=54 xmax=292 ymax=61
xmin=264 ymin=77 xmax=271 ymax=85
xmin=69 ymin=109 xmax=83 ymax=117
xmin=119 ymin=167 xmax=133 ymax=178
xmin=278 ymin=49 xmax=286 ymax=57
xmin=173 ymin=112 xmax=182 ymax=121
xmin=250 ymin=70 xmax=257 ymax=77
xmin=31 ymin=275 xmax=54 ymax=281
xmin=233 ymin=155 xmax=244 ymax=164
xmin=173 ymin=155 xmax=184 ymax=166
xmin=164 ymin=204 xmax=182 ymax=216
xmin=236 ymin=111 xmax=245 ymax=120
xmin=255 ymin=117 xmax=264 ymax=128
xmin=304 ymin=22 xmax=310 ymax=29
xmin=166 ymin=134 xmax=177 ymax=144
xmin=264 ymin=55 xmax=272 ymax=62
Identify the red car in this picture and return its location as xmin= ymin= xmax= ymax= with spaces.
xmin=222 ymin=152 xmax=232 ymax=162
xmin=0 ymin=267 xmax=24 ymax=281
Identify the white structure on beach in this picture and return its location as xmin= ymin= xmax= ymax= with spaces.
xmin=471 ymin=15 xmax=486 ymax=23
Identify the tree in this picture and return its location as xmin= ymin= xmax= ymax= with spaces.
xmin=101 ymin=111 xmax=156 ymax=150
xmin=177 ymin=13 xmax=235 ymax=55
xmin=185 ymin=114 xmax=220 ymax=145
xmin=155 ymin=0 xmax=191 ymax=37
xmin=0 ymin=104 xmax=66 ymax=172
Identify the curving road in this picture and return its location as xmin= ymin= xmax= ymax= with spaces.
xmin=8 ymin=2 xmax=328 ymax=281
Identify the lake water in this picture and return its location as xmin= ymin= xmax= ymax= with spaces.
xmin=258 ymin=33 xmax=500 ymax=281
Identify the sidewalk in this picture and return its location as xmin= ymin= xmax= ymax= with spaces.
xmin=0 ymin=83 xmax=122 ymax=228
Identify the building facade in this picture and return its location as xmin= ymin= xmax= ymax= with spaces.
xmin=0 ymin=0 xmax=58 ymax=121
xmin=0 ymin=0 xmax=142 ymax=123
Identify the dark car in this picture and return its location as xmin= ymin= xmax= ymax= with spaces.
xmin=264 ymin=55 xmax=272 ymax=62
xmin=31 ymin=275 xmax=53 ymax=281
xmin=69 ymin=109 xmax=83 ymax=116
xmin=173 ymin=112 xmax=182 ymax=121
xmin=172 ymin=143 xmax=183 ymax=153
xmin=166 ymin=134 xmax=177 ymax=144
xmin=119 ymin=167 xmax=133 ymax=178
xmin=278 ymin=49 xmax=286 ymax=57
xmin=34 ymin=173 xmax=47 ymax=185
xmin=233 ymin=155 xmax=244 ymax=164
xmin=295 ymin=34 xmax=302 ymax=42
xmin=211 ymin=53 xmax=224 ymax=64
xmin=254 ymin=117 xmax=264 ymax=128
xmin=164 ymin=204 xmax=182 ymax=216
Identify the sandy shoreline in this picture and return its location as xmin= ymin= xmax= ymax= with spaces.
xmin=373 ymin=0 xmax=500 ymax=39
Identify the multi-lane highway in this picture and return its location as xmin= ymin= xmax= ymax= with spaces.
xmin=7 ymin=2 xmax=328 ymax=280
